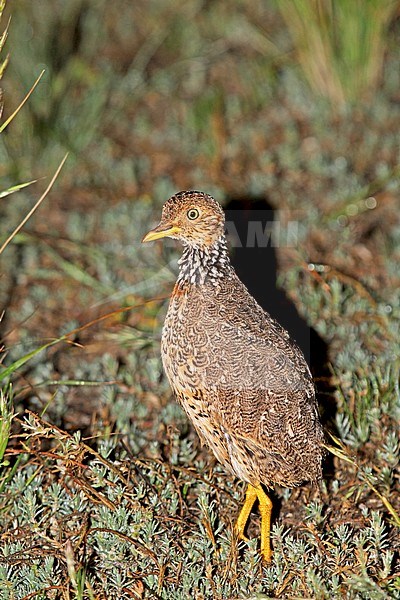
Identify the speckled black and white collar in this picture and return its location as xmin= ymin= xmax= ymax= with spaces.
xmin=177 ymin=236 xmax=232 ymax=286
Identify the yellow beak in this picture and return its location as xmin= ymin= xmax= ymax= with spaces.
xmin=142 ymin=224 xmax=181 ymax=243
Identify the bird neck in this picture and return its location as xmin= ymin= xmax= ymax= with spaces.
xmin=177 ymin=235 xmax=231 ymax=286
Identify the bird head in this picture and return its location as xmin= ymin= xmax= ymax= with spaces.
xmin=142 ymin=191 xmax=225 ymax=247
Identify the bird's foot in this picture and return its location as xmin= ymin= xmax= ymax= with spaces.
xmin=260 ymin=545 xmax=272 ymax=563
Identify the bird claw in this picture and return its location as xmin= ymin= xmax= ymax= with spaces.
xmin=261 ymin=548 xmax=273 ymax=563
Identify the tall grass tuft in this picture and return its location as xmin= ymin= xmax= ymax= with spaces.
xmin=276 ymin=0 xmax=398 ymax=107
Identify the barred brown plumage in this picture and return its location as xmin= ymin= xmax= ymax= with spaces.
xmin=142 ymin=190 xmax=324 ymax=562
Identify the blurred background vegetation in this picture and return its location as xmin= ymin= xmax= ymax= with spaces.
xmin=0 ymin=1 xmax=399 ymax=598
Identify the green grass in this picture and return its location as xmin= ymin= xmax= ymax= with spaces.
xmin=1 ymin=1 xmax=400 ymax=598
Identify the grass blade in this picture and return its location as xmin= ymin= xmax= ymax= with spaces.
xmin=0 ymin=153 xmax=68 ymax=255
xmin=0 ymin=68 xmax=45 ymax=133
xmin=0 ymin=337 xmax=65 ymax=383
xmin=0 ymin=178 xmax=38 ymax=199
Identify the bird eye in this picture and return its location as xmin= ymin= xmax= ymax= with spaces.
xmin=187 ymin=208 xmax=200 ymax=220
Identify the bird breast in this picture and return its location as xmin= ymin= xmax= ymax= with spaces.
xmin=161 ymin=277 xmax=311 ymax=398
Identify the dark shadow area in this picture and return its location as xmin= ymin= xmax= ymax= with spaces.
xmin=225 ymin=196 xmax=313 ymax=361
xmin=225 ymin=196 xmax=336 ymax=478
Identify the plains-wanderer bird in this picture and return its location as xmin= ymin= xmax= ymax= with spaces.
xmin=142 ymin=190 xmax=324 ymax=561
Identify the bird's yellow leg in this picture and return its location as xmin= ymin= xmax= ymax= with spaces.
xmin=255 ymin=485 xmax=273 ymax=562
xmin=235 ymin=484 xmax=273 ymax=562
xmin=235 ymin=483 xmax=258 ymax=541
